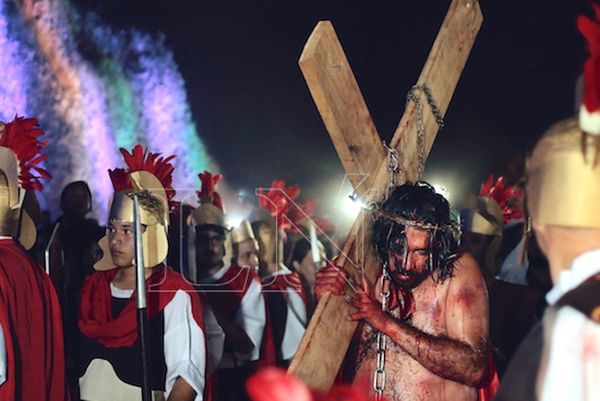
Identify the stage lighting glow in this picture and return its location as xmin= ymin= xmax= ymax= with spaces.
xmin=227 ymin=213 xmax=245 ymax=229
xmin=0 ymin=1 xmax=215 ymax=220
xmin=433 ymin=184 xmax=450 ymax=199
xmin=342 ymin=194 xmax=364 ymax=220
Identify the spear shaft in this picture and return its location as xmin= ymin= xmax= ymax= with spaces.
xmin=133 ymin=195 xmax=151 ymax=401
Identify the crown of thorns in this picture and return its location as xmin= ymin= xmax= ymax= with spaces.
xmin=372 ymin=209 xmax=460 ymax=235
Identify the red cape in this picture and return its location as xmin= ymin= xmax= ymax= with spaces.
xmin=202 ymin=265 xmax=275 ymax=366
xmin=0 ymin=238 xmax=67 ymax=401
xmin=79 ymin=265 xmax=205 ymax=347
xmin=79 ymin=265 xmax=212 ymax=400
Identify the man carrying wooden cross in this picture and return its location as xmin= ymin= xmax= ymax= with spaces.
xmin=316 ymin=182 xmax=495 ymax=401
xmin=294 ymin=1 xmax=497 ymax=400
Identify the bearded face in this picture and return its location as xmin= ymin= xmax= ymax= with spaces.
xmin=387 ymin=226 xmax=432 ymax=288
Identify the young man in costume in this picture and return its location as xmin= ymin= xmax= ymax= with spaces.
xmin=0 ymin=116 xmax=67 ymax=400
xmin=78 ymin=145 xmax=207 ymax=401
xmin=495 ymin=7 xmax=600 ymax=400
xmin=253 ymin=180 xmax=310 ymax=367
xmin=316 ymin=182 xmax=496 ymax=401
xmin=191 ymin=171 xmax=267 ymax=401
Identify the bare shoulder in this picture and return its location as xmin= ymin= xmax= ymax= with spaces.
xmin=445 ymin=253 xmax=489 ymax=342
xmin=451 ymin=253 xmax=485 ymax=285
xmin=446 ymin=253 xmax=488 ymax=302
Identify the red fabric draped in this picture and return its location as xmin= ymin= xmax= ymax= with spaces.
xmin=478 ymin=350 xmax=500 ymax=401
xmin=79 ymin=265 xmax=212 ymax=401
xmin=262 ymin=271 xmax=309 ymax=311
xmin=201 ymin=264 xmax=253 ymax=319
xmin=0 ymin=239 xmax=67 ymax=401
xmin=202 ymin=265 xmax=275 ymax=366
xmin=79 ymin=265 xmax=205 ymax=348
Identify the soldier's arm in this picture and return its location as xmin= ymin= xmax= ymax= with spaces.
xmin=167 ymin=377 xmax=196 ymax=401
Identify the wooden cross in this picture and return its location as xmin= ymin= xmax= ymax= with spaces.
xmin=288 ymin=0 xmax=483 ymax=390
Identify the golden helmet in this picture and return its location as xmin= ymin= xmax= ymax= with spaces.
xmin=94 ymin=145 xmax=175 ymax=270
xmin=0 ymin=117 xmax=50 ymax=250
xmin=189 ymin=171 xmax=227 ymax=230
xmin=527 ymin=118 xmax=600 ymax=228
xmin=534 ymin=8 xmax=600 ymax=228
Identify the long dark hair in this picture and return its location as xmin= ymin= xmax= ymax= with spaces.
xmin=372 ymin=181 xmax=459 ymax=282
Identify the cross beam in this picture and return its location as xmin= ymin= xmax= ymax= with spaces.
xmin=288 ymin=0 xmax=483 ymax=390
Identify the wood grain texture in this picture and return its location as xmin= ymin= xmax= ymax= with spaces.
xmin=299 ymin=21 xmax=384 ymax=196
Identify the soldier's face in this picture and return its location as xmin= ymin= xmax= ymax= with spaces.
xmin=195 ymin=228 xmax=226 ymax=269
xmin=387 ymin=227 xmax=430 ymax=288
xmin=108 ymin=220 xmax=135 ymax=268
xmin=236 ymin=239 xmax=259 ymax=271
xmin=256 ymin=224 xmax=276 ymax=264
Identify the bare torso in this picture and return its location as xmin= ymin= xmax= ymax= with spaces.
xmin=354 ymin=273 xmax=479 ymax=401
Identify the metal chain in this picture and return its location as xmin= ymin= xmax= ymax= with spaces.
xmin=373 ymin=270 xmax=391 ymax=400
xmin=383 ymin=141 xmax=400 ymax=196
xmin=405 ymin=84 xmax=445 ymax=180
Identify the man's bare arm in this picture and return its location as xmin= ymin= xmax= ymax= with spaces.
xmin=167 ymin=377 xmax=197 ymax=401
xmin=380 ymin=318 xmax=486 ymax=386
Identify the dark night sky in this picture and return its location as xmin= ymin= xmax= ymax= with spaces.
xmin=73 ymin=0 xmax=586 ymax=217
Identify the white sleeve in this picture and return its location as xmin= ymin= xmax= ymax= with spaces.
xmin=0 ymin=324 xmax=5 ymax=386
xmin=540 ymin=307 xmax=600 ymax=401
xmin=164 ymin=290 xmax=206 ymax=401
xmin=281 ymin=289 xmax=308 ymax=360
xmin=203 ymin=304 xmax=225 ymax=374
xmin=233 ymin=279 xmax=266 ymax=362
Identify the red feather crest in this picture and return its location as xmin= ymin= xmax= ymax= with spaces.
xmin=257 ymin=180 xmax=301 ymax=231
xmin=197 ymin=171 xmax=224 ymax=211
xmin=109 ymin=144 xmax=176 ymax=203
xmin=285 ymin=199 xmax=316 ymax=232
xmin=0 ymin=116 xmax=51 ymax=191
xmin=479 ymin=175 xmax=523 ymax=223
xmin=578 ymin=4 xmax=600 ymax=114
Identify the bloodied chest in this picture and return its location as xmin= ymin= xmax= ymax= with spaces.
xmin=351 ymin=277 xmax=477 ymax=401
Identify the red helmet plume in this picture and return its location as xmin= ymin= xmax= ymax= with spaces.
xmin=0 ymin=116 xmax=51 ymax=191
xmin=257 ymin=179 xmax=301 ymax=231
xmin=578 ymin=3 xmax=600 ymax=134
xmin=479 ymin=175 xmax=523 ymax=223
xmin=197 ymin=171 xmax=224 ymax=211
xmin=109 ymin=144 xmax=176 ymax=204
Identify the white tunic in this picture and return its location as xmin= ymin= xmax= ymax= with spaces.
xmin=79 ymin=285 xmax=207 ymax=401
xmin=262 ymin=267 xmax=307 ymax=360
xmin=200 ymin=264 xmax=266 ymax=365
xmin=538 ymin=249 xmax=600 ymax=401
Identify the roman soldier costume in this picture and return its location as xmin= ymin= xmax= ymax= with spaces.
xmin=191 ymin=171 xmax=267 ymax=400
xmin=77 ymin=145 xmax=208 ymax=401
xmin=496 ymin=7 xmax=600 ymax=400
xmin=255 ymin=179 xmax=309 ymax=367
xmin=0 ymin=116 xmax=67 ymax=401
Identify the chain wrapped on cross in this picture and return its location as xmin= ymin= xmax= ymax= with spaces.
xmin=288 ymin=0 xmax=483 ymax=391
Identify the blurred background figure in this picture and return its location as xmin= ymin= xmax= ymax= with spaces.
xmin=231 ymin=220 xmax=260 ymax=271
xmin=288 ymin=236 xmax=326 ymax=313
xmin=44 ymin=181 xmax=104 ymax=396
